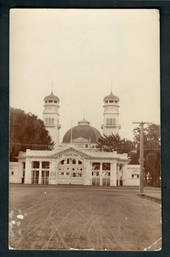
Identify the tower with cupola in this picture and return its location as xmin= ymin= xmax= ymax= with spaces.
xmin=43 ymin=92 xmax=61 ymax=146
xmin=101 ymin=91 xmax=121 ymax=136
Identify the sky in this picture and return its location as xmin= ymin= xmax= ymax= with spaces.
xmin=10 ymin=9 xmax=160 ymax=142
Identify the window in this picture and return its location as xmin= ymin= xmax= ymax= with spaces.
xmin=23 ymin=162 xmax=25 ymax=169
xmin=106 ymin=118 xmax=116 ymax=125
xmin=73 ymin=172 xmax=76 ymax=177
xmin=31 ymin=170 xmax=39 ymax=184
xmin=42 ymin=161 xmax=50 ymax=169
xmin=109 ymin=100 xmax=113 ymax=103
xmin=54 ymin=100 xmax=57 ymax=103
xmin=137 ymin=174 xmax=139 ymax=178
xmin=49 ymin=100 xmax=53 ymax=103
xmin=67 ymin=159 xmax=69 ymax=164
xmin=72 ymin=159 xmax=76 ymax=164
xmin=85 ymin=144 xmax=88 ymax=148
xmin=66 ymin=172 xmax=69 ymax=175
xmin=32 ymin=161 xmax=39 ymax=169
xmin=11 ymin=171 xmax=14 ymax=175
xmin=78 ymin=160 xmax=82 ymax=165
xmin=92 ymin=162 xmax=100 ymax=170
xmin=45 ymin=118 xmax=48 ymax=125
xmin=131 ymin=174 xmax=134 ymax=178
xmin=61 ymin=160 xmax=64 ymax=165
xmin=102 ymin=163 xmax=111 ymax=170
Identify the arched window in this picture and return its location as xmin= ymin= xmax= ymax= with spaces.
xmin=72 ymin=159 xmax=76 ymax=164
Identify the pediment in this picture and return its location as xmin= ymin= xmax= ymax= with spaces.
xmin=51 ymin=146 xmax=92 ymax=159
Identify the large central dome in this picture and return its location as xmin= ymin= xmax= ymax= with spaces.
xmin=62 ymin=119 xmax=101 ymax=144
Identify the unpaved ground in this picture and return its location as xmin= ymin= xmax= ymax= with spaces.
xmin=9 ymin=185 xmax=161 ymax=250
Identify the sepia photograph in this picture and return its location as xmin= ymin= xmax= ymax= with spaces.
xmin=9 ymin=9 xmax=161 ymax=250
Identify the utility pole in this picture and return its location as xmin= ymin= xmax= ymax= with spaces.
xmin=133 ymin=121 xmax=152 ymax=195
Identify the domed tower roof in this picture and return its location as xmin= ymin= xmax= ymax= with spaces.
xmin=103 ymin=91 xmax=119 ymax=103
xmin=44 ymin=92 xmax=60 ymax=103
xmin=63 ymin=119 xmax=101 ymax=144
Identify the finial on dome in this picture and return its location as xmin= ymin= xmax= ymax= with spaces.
xmin=103 ymin=91 xmax=119 ymax=102
xmin=51 ymin=80 xmax=53 ymax=94
xmin=78 ymin=116 xmax=90 ymax=126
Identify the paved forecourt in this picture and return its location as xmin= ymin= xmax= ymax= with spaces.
xmin=9 ymin=184 xmax=161 ymax=250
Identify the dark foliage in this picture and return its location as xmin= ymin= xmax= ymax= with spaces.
xmin=96 ymin=133 xmax=136 ymax=158
xmin=133 ymin=124 xmax=161 ymax=186
xmin=10 ymin=107 xmax=54 ymax=161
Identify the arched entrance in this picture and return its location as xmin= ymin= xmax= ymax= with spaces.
xmin=57 ymin=157 xmax=84 ymax=184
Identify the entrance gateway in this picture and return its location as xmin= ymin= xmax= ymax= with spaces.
xmin=17 ymin=146 xmax=131 ymax=186
xmin=57 ymin=157 xmax=84 ymax=184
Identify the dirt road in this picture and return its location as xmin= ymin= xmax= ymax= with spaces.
xmin=9 ymin=185 xmax=161 ymax=250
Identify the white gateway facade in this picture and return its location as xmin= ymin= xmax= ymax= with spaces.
xmin=15 ymin=145 xmax=138 ymax=186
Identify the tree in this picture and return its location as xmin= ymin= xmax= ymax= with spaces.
xmin=133 ymin=124 xmax=161 ymax=186
xmin=10 ymin=107 xmax=54 ymax=161
xmin=96 ymin=133 xmax=136 ymax=158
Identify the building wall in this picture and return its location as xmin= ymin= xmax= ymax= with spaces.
xmin=10 ymin=156 xmax=139 ymax=186
xmin=9 ymin=162 xmax=22 ymax=183
xmin=124 ymin=165 xmax=140 ymax=186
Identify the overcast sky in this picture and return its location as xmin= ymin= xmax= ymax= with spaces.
xmin=10 ymin=9 xmax=160 ymax=142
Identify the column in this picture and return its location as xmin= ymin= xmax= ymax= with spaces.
xmin=24 ymin=158 xmax=32 ymax=184
xmin=84 ymin=160 xmax=92 ymax=185
xmin=110 ymin=161 xmax=117 ymax=186
xmin=49 ymin=160 xmax=56 ymax=184
xmin=117 ymin=164 xmax=120 ymax=186
xmin=99 ymin=162 xmax=103 ymax=186
xmin=122 ymin=163 xmax=128 ymax=186
xmin=38 ymin=161 xmax=42 ymax=184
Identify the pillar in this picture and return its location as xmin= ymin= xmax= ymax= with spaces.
xmin=117 ymin=164 xmax=120 ymax=186
xmin=38 ymin=161 xmax=42 ymax=184
xmin=84 ymin=160 xmax=92 ymax=185
xmin=122 ymin=163 xmax=128 ymax=186
xmin=24 ymin=158 xmax=32 ymax=184
xmin=49 ymin=160 xmax=56 ymax=184
xmin=99 ymin=162 xmax=103 ymax=186
xmin=110 ymin=161 xmax=117 ymax=186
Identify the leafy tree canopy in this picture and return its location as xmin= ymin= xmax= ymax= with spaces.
xmin=133 ymin=123 xmax=161 ymax=186
xmin=96 ymin=133 xmax=135 ymax=156
xmin=10 ymin=107 xmax=54 ymax=161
